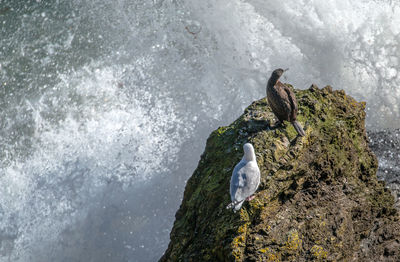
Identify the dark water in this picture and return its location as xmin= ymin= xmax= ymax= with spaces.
xmin=0 ymin=0 xmax=399 ymax=261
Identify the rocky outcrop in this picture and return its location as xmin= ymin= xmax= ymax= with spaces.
xmin=161 ymin=85 xmax=400 ymax=261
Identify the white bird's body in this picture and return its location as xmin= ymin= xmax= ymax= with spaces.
xmin=227 ymin=143 xmax=260 ymax=212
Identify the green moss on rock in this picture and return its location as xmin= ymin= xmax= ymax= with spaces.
xmin=160 ymin=85 xmax=400 ymax=262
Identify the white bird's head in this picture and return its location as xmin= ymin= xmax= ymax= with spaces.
xmin=243 ymin=143 xmax=256 ymax=162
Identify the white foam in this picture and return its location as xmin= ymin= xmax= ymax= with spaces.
xmin=0 ymin=62 xmax=190 ymax=261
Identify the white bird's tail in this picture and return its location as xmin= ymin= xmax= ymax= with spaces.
xmin=226 ymin=200 xmax=245 ymax=212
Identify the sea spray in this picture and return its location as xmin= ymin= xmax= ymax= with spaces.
xmin=0 ymin=0 xmax=399 ymax=261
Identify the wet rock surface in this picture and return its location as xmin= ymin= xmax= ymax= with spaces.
xmin=161 ymin=85 xmax=400 ymax=261
xmin=368 ymin=129 xmax=400 ymax=210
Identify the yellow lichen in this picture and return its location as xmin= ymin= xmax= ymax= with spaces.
xmin=260 ymin=248 xmax=280 ymax=262
xmin=216 ymin=126 xmax=228 ymax=135
xmin=285 ymin=230 xmax=302 ymax=252
xmin=311 ymin=245 xmax=328 ymax=260
xmin=232 ymin=234 xmax=245 ymax=248
xmin=231 ymin=223 xmax=248 ymax=260
xmin=237 ymin=224 xmax=246 ymax=235
xmin=266 ymin=252 xmax=279 ymax=261
xmin=249 ymin=198 xmax=264 ymax=212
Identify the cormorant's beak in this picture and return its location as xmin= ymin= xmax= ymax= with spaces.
xmin=283 ymin=68 xmax=289 ymax=72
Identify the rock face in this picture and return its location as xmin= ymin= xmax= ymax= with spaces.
xmin=160 ymin=85 xmax=400 ymax=261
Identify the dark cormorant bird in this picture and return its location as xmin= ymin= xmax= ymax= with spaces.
xmin=266 ymin=68 xmax=305 ymax=136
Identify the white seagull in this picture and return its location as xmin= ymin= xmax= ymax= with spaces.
xmin=227 ymin=143 xmax=261 ymax=212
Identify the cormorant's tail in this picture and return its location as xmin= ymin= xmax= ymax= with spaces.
xmin=292 ymin=121 xmax=305 ymax=137
xmin=226 ymin=200 xmax=245 ymax=212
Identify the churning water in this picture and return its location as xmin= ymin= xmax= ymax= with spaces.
xmin=0 ymin=0 xmax=399 ymax=261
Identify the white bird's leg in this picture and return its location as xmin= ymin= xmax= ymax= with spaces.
xmin=246 ymin=195 xmax=255 ymax=201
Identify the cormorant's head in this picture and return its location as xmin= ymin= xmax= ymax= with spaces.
xmin=270 ymin=68 xmax=289 ymax=82
xmin=272 ymin=68 xmax=285 ymax=78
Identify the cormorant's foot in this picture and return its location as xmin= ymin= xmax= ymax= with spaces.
xmin=246 ymin=195 xmax=255 ymax=201
xmin=274 ymin=120 xmax=285 ymax=128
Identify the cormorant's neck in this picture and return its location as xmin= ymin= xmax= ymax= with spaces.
xmin=267 ymin=76 xmax=280 ymax=89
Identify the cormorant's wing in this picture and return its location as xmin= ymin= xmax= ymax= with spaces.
xmin=282 ymin=84 xmax=298 ymax=120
